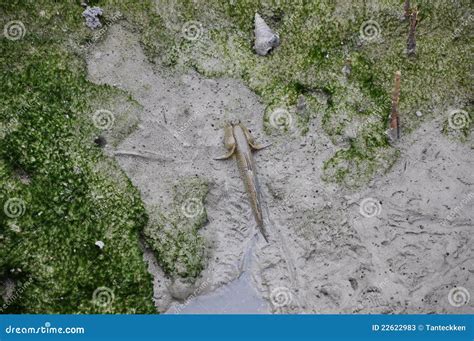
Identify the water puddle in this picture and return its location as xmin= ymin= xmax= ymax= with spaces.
xmin=166 ymin=234 xmax=270 ymax=314
xmin=166 ymin=272 xmax=269 ymax=314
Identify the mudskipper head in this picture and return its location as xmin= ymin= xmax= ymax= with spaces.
xmin=229 ymin=119 xmax=241 ymax=127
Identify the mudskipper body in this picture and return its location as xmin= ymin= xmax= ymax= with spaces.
xmin=215 ymin=121 xmax=270 ymax=242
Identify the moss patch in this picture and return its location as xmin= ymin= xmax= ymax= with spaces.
xmin=1 ymin=0 xmax=154 ymax=313
xmin=138 ymin=0 xmax=472 ymax=187
xmin=144 ymin=177 xmax=208 ymax=279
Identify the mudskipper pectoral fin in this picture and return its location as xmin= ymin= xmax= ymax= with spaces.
xmin=241 ymin=123 xmax=271 ymax=151
xmin=249 ymin=141 xmax=272 ymax=151
xmin=214 ymin=145 xmax=236 ymax=160
xmin=215 ymin=122 xmax=236 ymax=160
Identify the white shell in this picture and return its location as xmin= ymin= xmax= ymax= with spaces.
xmin=253 ymin=13 xmax=280 ymax=56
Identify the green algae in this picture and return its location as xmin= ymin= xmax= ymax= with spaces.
xmin=1 ymin=0 xmax=472 ymax=313
xmin=144 ymin=177 xmax=208 ymax=279
xmin=139 ymin=0 xmax=472 ymax=187
xmin=441 ymin=108 xmax=473 ymax=143
xmin=1 ymin=1 xmax=155 ymax=313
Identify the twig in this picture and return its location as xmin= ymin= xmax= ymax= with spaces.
xmin=407 ymin=8 xmax=419 ymax=56
xmin=114 ymin=150 xmax=173 ymax=162
xmin=403 ymin=0 xmax=411 ymax=20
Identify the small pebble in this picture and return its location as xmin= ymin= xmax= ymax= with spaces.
xmin=82 ymin=6 xmax=103 ymax=30
xmin=416 ymin=111 xmax=422 ymax=117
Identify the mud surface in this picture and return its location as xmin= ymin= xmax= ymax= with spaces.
xmin=86 ymin=24 xmax=473 ymax=314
